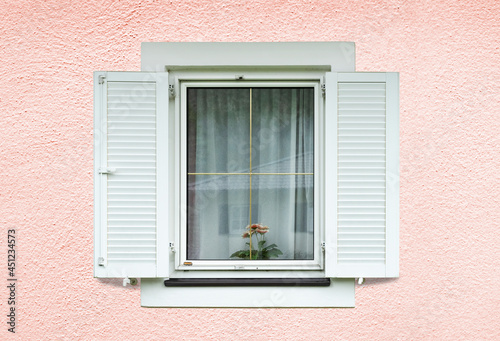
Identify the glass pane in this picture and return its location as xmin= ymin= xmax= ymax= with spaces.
xmin=251 ymin=175 xmax=314 ymax=260
xmin=186 ymin=86 xmax=315 ymax=262
xmin=187 ymin=88 xmax=250 ymax=173
xmin=251 ymin=88 xmax=314 ymax=173
xmin=187 ymin=175 xmax=250 ymax=260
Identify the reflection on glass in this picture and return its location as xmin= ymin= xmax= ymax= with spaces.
xmin=187 ymin=175 xmax=250 ymax=260
xmin=251 ymin=175 xmax=314 ymax=260
xmin=187 ymin=88 xmax=250 ymax=173
xmin=252 ymin=88 xmax=314 ymax=173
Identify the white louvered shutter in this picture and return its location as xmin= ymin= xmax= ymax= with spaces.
xmin=94 ymin=72 xmax=169 ymax=278
xmin=325 ymin=72 xmax=399 ymax=278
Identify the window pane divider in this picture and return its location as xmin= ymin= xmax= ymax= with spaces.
xmin=249 ymin=88 xmax=253 ymax=259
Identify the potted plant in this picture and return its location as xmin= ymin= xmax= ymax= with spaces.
xmin=230 ymin=223 xmax=283 ymax=260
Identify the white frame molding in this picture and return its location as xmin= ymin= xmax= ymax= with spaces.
xmin=140 ymin=42 xmax=357 ymax=307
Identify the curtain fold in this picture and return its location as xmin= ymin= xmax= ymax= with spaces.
xmin=252 ymin=88 xmax=314 ymax=259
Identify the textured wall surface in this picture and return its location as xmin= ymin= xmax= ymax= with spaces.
xmin=0 ymin=0 xmax=498 ymax=340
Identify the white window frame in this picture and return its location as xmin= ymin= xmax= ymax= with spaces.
xmin=176 ymin=77 xmax=323 ymax=272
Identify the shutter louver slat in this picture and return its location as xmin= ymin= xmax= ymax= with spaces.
xmin=337 ymin=81 xmax=386 ymax=267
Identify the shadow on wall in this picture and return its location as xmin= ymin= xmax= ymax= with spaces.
xmin=96 ymin=278 xmax=141 ymax=289
xmin=355 ymin=277 xmax=398 ymax=287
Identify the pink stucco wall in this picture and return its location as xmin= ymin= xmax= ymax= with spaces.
xmin=1 ymin=0 xmax=498 ymax=339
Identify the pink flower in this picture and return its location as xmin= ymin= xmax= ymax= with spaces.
xmin=245 ymin=223 xmax=263 ymax=230
xmin=256 ymin=225 xmax=269 ymax=234
xmin=242 ymin=223 xmax=270 ymax=237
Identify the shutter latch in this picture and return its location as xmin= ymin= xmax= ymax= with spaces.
xmin=169 ymin=242 xmax=176 ymax=253
xmin=98 ymin=167 xmax=116 ymax=174
xmin=123 ymin=277 xmax=138 ymax=287
xmin=321 ymin=83 xmax=326 ymax=97
xmin=98 ymin=257 xmax=105 ymax=266
xmin=321 ymin=241 xmax=326 ymax=251
xmin=98 ymin=75 xmax=106 ymax=84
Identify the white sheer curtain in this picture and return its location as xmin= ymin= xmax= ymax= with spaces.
xmin=187 ymin=87 xmax=314 ymax=260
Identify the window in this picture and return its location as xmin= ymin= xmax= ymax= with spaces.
xmin=94 ymin=42 xmax=399 ymax=307
xmin=181 ymin=82 xmax=319 ymax=269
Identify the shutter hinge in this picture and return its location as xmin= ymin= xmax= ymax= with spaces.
xmin=169 ymin=84 xmax=175 ymax=98
xmin=98 ymin=167 xmax=115 ymax=174
xmin=98 ymin=75 xmax=106 ymax=85
xmin=98 ymin=257 xmax=105 ymax=266
xmin=321 ymin=242 xmax=326 ymax=251
xmin=169 ymin=242 xmax=176 ymax=253
xmin=321 ymin=83 xmax=326 ymax=97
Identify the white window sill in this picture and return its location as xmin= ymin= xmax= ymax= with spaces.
xmin=140 ymin=278 xmax=354 ymax=308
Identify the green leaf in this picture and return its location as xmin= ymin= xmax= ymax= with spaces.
xmin=266 ymin=248 xmax=283 ymax=258
xmin=230 ymin=250 xmax=244 ymax=258
xmin=230 ymin=249 xmax=256 ymax=259
xmin=231 ymin=244 xmax=280 ymax=260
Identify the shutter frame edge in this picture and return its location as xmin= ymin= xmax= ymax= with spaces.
xmin=384 ymin=72 xmax=399 ymax=278
xmin=324 ymin=72 xmax=338 ymax=278
xmin=94 ymin=71 xmax=107 ymax=278
xmin=155 ymin=72 xmax=170 ymax=278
